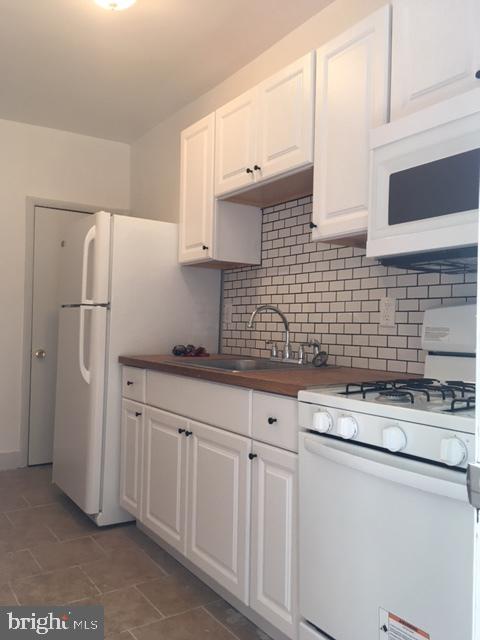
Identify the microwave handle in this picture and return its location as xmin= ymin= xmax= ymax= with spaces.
xmin=303 ymin=435 xmax=468 ymax=503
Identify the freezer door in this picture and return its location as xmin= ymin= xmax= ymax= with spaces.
xmin=53 ymin=305 xmax=107 ymax=514
xmin=58 ymin=210 xmax=111 ymax=305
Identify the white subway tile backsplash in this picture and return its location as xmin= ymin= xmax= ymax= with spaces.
xmin=221 ymin=196 xmax=476 ymax=375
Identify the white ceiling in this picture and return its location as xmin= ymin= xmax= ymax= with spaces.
xmin=0 ymin=0 xmax=333 ymax=142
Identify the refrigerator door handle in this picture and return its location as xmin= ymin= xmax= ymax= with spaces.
xmin=79 ymin=306 xmax=90 ymax=384
xmin=81 ymin=225 xmax=96 ymax=305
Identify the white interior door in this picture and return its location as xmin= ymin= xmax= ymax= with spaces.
xmin=28 ymin=206 xmax=90 ymax=466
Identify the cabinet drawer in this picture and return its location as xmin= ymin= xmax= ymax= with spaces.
xmin=252 ymin=392 xmax=298 ymax=452
xmin=146 ymin=371 xmax=252 ymax=437
xmin=122 ymin=367 xmax=146 ymax=402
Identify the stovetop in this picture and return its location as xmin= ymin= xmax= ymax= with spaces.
xmin=341 ymin=379 xmax=475 ymax=414
xmin=300 ymin=377 xmax=476 ymax=433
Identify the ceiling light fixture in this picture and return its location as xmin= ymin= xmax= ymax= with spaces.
xmin=95 ymin=0 xmax=136 ymax=10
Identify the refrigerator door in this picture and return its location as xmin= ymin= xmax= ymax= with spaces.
xmin=58 ymin=210 xmax=111 ymax=305
xmin=53 ymin=305 xmax=107 ymax=514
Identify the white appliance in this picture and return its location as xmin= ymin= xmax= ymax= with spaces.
xmin=367 ymin=89 xmax=480 ymax=261
xmin=53 ymin=211 xmax=220 ymax=526
xmin=298 ymin=303 xmax=477 ymax=640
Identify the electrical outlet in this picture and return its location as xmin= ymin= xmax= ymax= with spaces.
xmin=379 ymin=297 xmax=396 ymax=327
xmin=224 ymin=302 xmax=233 ymax=327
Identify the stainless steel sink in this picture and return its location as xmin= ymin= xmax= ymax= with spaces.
xmin=179 ymin=358 xmax=304 ymax=372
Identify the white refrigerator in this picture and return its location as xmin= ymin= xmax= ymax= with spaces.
xmin=52 ymin=211 xmax=220 ymax=525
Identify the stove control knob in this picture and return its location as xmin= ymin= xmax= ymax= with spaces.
xmin=440 ymin=437 xmax=467 ymax=467
xmin=337 ymin=415 xmax=358 ymax=440
xmin=382 ymin=426 xmax=407 ymax=452
xmin=312 ymin=410 xmax=333 ymax=433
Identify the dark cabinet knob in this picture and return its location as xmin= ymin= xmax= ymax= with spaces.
xmin=309 ymin=222 xmax=318 ymax=229
xmin=185 ymin=430 xmax=193 ymax=437
xmin=126 ymin=381 xmax=134 ymax=386
xmin=267 ymin=417 xmax=277 ymax=425
xmin=475 ymin=70 xmax=480 ymax=79
xmin=246 ymin=167 xmax=254 ymax=174
xmin=202 ymin=245 xmax=208 ymax=250
xmin=178 ymin=428 xmax=185 ymax=434
xmin=248 ymin=453 xmax=258 ymax=460
xmin=135 ymin=412 xmax=142 ymax=417
xmin=253 ymin=165 xmax=261 ymax=171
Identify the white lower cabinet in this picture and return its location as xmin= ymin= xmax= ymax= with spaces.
xmin=142 ymin=406 xmax=188 ymax=554
xmin=187 ymin=420 xmax=251 ymax=604
xmin=250 ymin=442 xmax=298 ymax=639
xmin=119 ymin=399 xmax=144 ymax=518
xmin=120 ymin=374 xmax=298 ymax=639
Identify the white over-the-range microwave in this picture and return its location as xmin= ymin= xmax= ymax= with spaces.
xmin=367 ymin=89 xmax=480 ymax=264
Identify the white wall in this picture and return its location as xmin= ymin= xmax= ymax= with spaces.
xmin=130 ymin=0 xmax=386 ymax=222
xmin=0 ymin=118 xmax=130 ymax=466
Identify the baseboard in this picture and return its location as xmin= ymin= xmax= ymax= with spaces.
xmin=0 ymin=451 xmax=22 ymax=471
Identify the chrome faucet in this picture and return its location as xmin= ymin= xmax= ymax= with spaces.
xmin=247 ymin=304 xmax=292 ymax=361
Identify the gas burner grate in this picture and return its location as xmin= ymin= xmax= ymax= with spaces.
xmin=445 ymin=381 xmax=476 ymax=397
xmin=341 ymin=381 xmax=394 ymax=397
xmin=378 ymin=390 xmax=415 ymax=404
xmin=443 ymin=396 xmax=476 ymax=413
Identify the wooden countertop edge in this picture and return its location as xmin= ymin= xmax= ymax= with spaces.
xmin=119 ymin=355 xmax=418 ymax=398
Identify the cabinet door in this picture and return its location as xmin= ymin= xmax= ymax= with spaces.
xmin=257 ymin=53 xmax=315 ymax=181
xmin=311 ymin=6 xmax=390 ymax=242
xmin=250 ymin=443 xmax=298 ymax=639
xmin=119 ymin=399 xmax=144 ymax=518
xmin=187 ymin=420 xmax=251 ymax=603
xmin=391 ymin=0 xmax=480 ymax=119
xmin=215 ymin=88 xmax=257 ymax=196
xmin=178 ymin=113 xmax=215 ymax=264
xmin=142 ymin=407 xmax=188 ymax=554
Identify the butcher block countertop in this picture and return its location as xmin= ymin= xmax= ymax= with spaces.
xmin=119 ymin=354 xmax=416 ymax=398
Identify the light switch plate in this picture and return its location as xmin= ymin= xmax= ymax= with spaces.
xmin=379 ymin=297 xmax=396 ymax=327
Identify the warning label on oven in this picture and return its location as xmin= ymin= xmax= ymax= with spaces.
xmin=379 ymin=609 xmax=430 ymax=640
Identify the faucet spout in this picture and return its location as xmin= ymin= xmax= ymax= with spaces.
xmin=247 ymin=305 xmax=292 ymax=361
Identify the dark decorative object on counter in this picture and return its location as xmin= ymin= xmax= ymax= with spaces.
xmin=172 ymin=344 xmax=210 ymax=357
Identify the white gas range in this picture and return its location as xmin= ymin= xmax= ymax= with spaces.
xmin=298 ymin=303 xmax=477 ymax=640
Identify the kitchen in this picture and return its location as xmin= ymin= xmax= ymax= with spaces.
xmin=0 ymin=1 xmax=479 ymax=639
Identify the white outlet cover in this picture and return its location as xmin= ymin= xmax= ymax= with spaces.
xmin=379 ymin=297 xmax=396 ymax=327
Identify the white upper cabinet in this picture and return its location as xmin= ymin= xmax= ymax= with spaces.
xmin=215 ymin=54 xmax=315 ymax=197
xmin=311 ymin=6 xmax=391 ymax=243
xmin=215 ymin=89 xmax=258 ymax=195
xmin=391 ymin=0 xmax=480 ymax=120
xmin=179 ymin=112 xmax=261 ymax=267
xmin=257 ymin=53 xmax=315 ymax=182
xmin=178 ymin=113 xmax=215 ymax=264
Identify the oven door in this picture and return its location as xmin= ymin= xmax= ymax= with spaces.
xmin=299 ymin=432 xmax=475 ymax=640
xmin=367 ymin=98 xmax=480 ymax=259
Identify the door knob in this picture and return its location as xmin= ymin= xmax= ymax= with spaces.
xmin=34 ymin=349 xmax=46 ymax=359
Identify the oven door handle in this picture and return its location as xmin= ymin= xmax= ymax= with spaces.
xmin=303 ymin=436 xmax=468 ymax=503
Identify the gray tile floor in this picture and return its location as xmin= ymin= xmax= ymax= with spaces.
xmin=0 ymin=465 xmax=270 ymax=639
